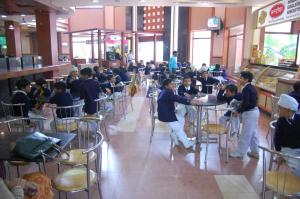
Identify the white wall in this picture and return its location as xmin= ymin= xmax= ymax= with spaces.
xmin=21 ymin=32 xmax=31 ymax=54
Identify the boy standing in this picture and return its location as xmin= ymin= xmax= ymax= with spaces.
xmin=217 ymin=84 xmax=242 ymax=137
xmin=80 ymin=68 xmax=101 ymax=115
xmin=168 ymin=51 xmax=178 ymax=74
xmin=230 ymin=71 xmax=260 ymax=159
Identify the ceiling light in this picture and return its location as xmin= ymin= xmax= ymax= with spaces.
xmin=8 ymin=25 xmax=14 ymax=30
xmin=140 ymin=0 xmax=146 ymax=2
xmin=21 ymin=14 xmax=26 ymax=17
xmin=92 ymin=0 xmax=99 ymax=2
xmin=58 ymin=17 xmax=63 ymax=20
xmin=32 ymin=19 xmax=36 ymax=22
xmin=1 ymin=15 xmax=7 ymax=18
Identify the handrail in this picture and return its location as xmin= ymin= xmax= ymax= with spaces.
xmin=259 ymin=145 xmax=300 ymax=160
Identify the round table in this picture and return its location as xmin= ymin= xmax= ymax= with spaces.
xmin=193 ymin=94 xmax=226 ymax=143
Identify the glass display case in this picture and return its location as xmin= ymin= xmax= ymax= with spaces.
xmin=243 ymin=64 xmax=269 ymax=82
xmin=256 ymin=68 xmax=296 ymax=93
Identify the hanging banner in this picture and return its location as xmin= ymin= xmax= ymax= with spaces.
xmin=257 ymin=0 xmax=300 ymax=28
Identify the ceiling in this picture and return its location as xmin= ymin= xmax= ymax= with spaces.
xmin=36 ymin=0 xmax=276 ymax=8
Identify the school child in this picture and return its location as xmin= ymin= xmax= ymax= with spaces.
xmin=157 ymin=78 xmax=201 ymax=149
xmin=230 ymin=71 xmax=260 ymax=159
xmin=274 ymin=94 xmax=300 ymax=176
xmin=11 ymin=79 xmax=43 ymax=128
xmin=178 ymin=76 xmax=199 ymax=97
xmin=197 ymin=71 xmax=219 ymax=94
xmin=217 ymin=84 xmax=242 ymax=137
xmin=29 ymin=78 xmax=51 ymax=111
xmin=93 ymin=66 xmax=108 ymax=83
xmin=49 ymin=82 xmax=74 ymax=131
xmin=66 ymin=66 xmax=83 ymax=99
xmin=288 ymin=81 xmax=300 ymax=109
xmin=80 ymin=68 xmax=101 ymax=115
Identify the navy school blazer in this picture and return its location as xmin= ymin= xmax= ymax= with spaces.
xmin=177 ymin=84 xmax=199 ymax=97
xmin=157 ymin=88 xmax=191 ymax=122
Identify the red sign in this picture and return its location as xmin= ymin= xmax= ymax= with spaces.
xmin=269 ymin=3 xmax=285 ymax=18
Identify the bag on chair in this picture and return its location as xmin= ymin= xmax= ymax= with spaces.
xmin=14 ymin=132 xmax=61 ymax=160
xmin=130 ymin=83 xmax=137 ymax=97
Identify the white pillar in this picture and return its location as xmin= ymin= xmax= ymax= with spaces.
xmin=132 ymin=6 xmax=137 ymax=60
xmin=170 ymin=6 xmax=179 ymax=56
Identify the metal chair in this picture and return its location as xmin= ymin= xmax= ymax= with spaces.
xmin=0 ymin=118 xmax=46 ymax=178
xmin=50 ymin=103 xmax=84 ymax=148
xmin=266 ymin=95 xmax=280 ymax=140
xmin=54 ymin=118 xmax=104 ymax=199
xmin=202 ymin=107 xmax=230 ymax=163
xmin=95 ymin=95 xmax=110 ymax=141
xmin=149 ymin=92 xmax=158 ymax=143
xmin=268 ymin=120 xmax=277 ymax=171
xmin=123 ymin=80 xmax=134 ymax=112
xmin=260 ymin=146 xmax=300 ymax=199
xmin=111 ymin=83 xmax=126 ymax=119
xmin=1 ymin=101 xmax=46 ymax=131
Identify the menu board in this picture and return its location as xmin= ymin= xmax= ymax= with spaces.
xmin=258 ymin=0 xmax=300 ymax=28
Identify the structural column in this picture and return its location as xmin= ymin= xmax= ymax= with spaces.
xmin=135 ymin=32 xmax=138 ymax=63
xmin=98 ymin=30 xmax=102 ymax=67
xmin=91 ymin=32 xmax=95 ymax=62
xmin=35 ymin=10 xmax=58 ymax=65
xmin=154 ymin=34 xmax=157 ymax=63
xmin=4 ymin=21 xmax=22 ymax=57
xmin=121 ymin=32 xmax=125 ymax=65
xmin=57 ymin=32 xmax=62 ymax=56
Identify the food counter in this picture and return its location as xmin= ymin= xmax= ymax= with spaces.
xmin=242 ymin=64 xmax=298 ymax=113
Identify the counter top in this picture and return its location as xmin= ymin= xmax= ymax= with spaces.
xmin=0 ymin=63 xmax=71 ymax=80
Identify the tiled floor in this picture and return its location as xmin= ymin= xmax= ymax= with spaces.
xmin=10 ymin=89 xmax=274 ymax=199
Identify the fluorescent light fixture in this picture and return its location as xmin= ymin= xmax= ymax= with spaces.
xmin=21 ymin=14 xmax=26 ymax=17
xmin=58 ymin=17 xmax=63 ymax=20
xmin=1 ymin=15 xmax=7 ymax=18
xmin=8 ymin=25 xmax=14 ymax=30
xmin=92 ymin=0 xmax=99 ymax=2
xmin=140 ymin=0 xmax=146 ymax=2
xmin=32 ymin=19 xmax=36 ymax=22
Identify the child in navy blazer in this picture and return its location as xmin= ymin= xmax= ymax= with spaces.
xmin=80 ymin=68 xmax=101 ymax=115
xmin=197 ymin=71 xmax=219 ymax=94
xmin=157 ymin=79 xmax=200 ymax=149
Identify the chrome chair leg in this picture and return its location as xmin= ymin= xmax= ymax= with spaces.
xmin=205 ymin=133 xmax=209 ymax=164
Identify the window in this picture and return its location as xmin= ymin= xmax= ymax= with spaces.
xmin=138 ymin=41 xmax=163 ymax=62
xmin=190 ymin=31 xmax=211 ymax=69
xmin=265 ymin=22 xmax=292 ymax=33
xmin=264 ymin=33 xmax=297 ymax=66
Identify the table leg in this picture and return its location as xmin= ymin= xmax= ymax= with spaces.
xmin=196 ymin=106 xmax=200 ymax=143
xmin=199 ymin=106 xmax=203 ymax=143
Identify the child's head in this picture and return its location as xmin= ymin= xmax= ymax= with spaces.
xmin=70 ymin=67 xmax=78 ymax=78
xmin=202 ymin=63 xmax=206 ymax=67
xmin=80 ymin=68 xmax=93 ymax=79
xmin=225 ymin=84 xmax=238 ymax=97
xmin=53 ymin=82 xmax=67 ymax=94
xmin=107 ymin=75 xmax=115 ymax=83
xmin=201 ymin=71 xmax=208 ymax=79
xmin=93 ymin=66 xmax=100 ymax=73
xmin=277 ymin=94 xmax=299 ymax=118
xmin=239 ymin=71 xmax=254 ymax=86
xmin=16 ymin=78 xmax=31 ymax=93
xmin=35 ymin=78 xmax=47 ymax=89
xmin=293 ymin=81 xmax=300 ymax=93
xmin=183 ymin=76 xmax=192 ymax=87
xmin=163 ymin=78 xmax=175 ymax=90
xmin=173 ymin=51 xmax=178 ymax=57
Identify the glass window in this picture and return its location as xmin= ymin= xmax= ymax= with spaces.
xmin=138 ymin=41 xmax=163 ymax=62
xmin=264 ymin=33 xmax=297 ymax=66
xmin=265 ymin=22 xmax=292 ymax=33
xmin=190 ymin=31 xmax=211 ymax=68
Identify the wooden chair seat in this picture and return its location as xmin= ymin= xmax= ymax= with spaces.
xmin=202 ymin=124 xmax=228 ymax=134
xmin=61 ymin=149 xmax=97 ymax=165
xmin=53 ymin=168 xmax=97 ymax=192
xmin=266 ymin=171 xmax=300 ymax=195
xmin=56 ymin=121 xmax=78 ymax=132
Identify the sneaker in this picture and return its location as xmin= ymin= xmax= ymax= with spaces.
xmin=230 ymin=151 xmax=243 ymax=158
xmin=247 ymin=151 xmax=260 ymax=159
xmin=170 ymin=133 xmax=179 ymax=146
xmin=184 ymin=139 xmax=196 ymax=150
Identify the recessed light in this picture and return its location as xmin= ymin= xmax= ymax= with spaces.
xmin=8 ymin=25 xmax=14 ymax=30
xmin=21 ymin=14 xmax=26 ymax=17
xmin=92 ymin=0 xmax=99 ymax=2
xmin=1 ymin=15 xmax=7 ymax=18
xmin=32 ymin=19 xmax=36 ymax=22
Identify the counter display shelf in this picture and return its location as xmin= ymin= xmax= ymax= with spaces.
xmin=243 ymin=64 xmax=297 ymax=113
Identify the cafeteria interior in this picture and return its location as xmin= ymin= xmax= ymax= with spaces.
xmin=0 ymin=0 xmax=300 ymax=199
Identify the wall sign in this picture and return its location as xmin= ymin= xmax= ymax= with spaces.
xmin=257 ymin=0 xmax=300 ymax=28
